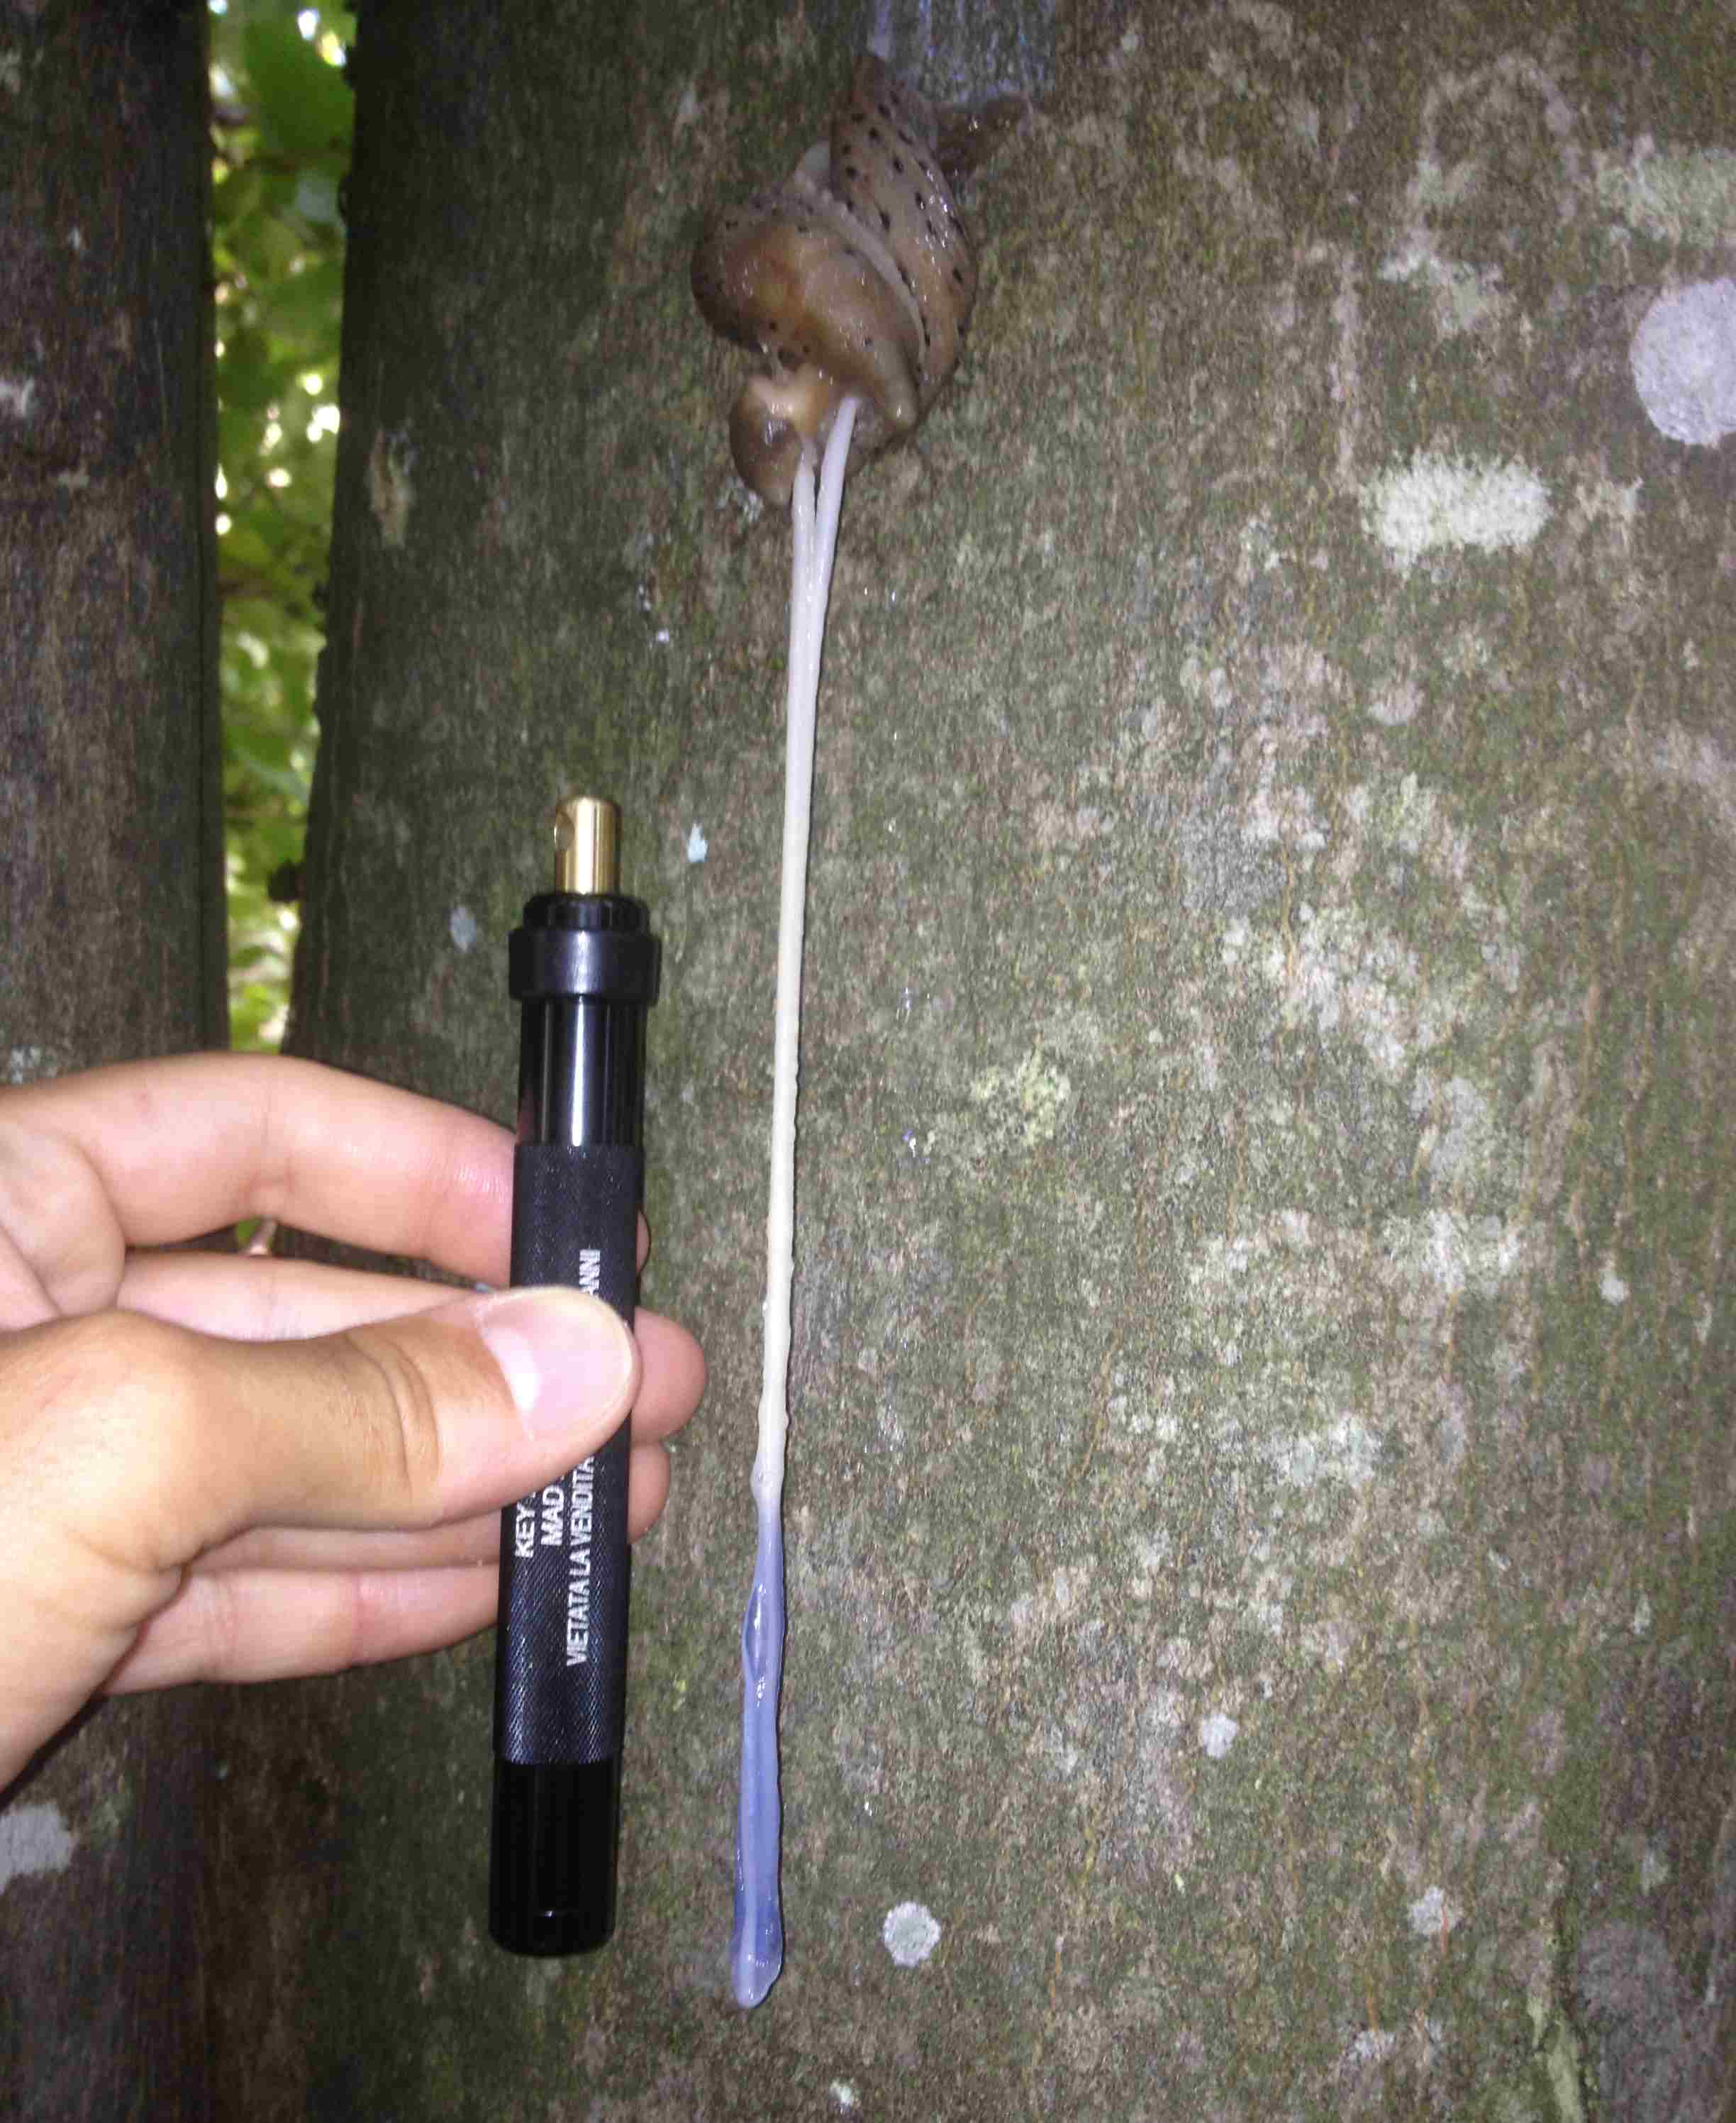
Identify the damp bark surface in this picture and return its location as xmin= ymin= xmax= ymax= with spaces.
xmin=216 ymin=1 xmax=1736 ymax=2116
xmin=0 ymin=5 xmax=223 ymax=2119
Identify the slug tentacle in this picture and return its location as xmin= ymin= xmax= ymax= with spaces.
xmin=691 ymin=55 xmax=977 ymax=505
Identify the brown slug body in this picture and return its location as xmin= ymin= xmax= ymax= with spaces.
xmin=691 ymin=56 xmax=979 ymax=506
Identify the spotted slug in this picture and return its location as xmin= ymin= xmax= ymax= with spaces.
xmin=691 ymin=55 xmax=979 ymax=507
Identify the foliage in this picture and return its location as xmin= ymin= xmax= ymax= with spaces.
xmin=210 ymin=1 xmax=352 ymax=1047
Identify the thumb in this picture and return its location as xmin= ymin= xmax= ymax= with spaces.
xmin=0 ymin=1287 xmax=636 ymax=1788
xmin=6 ymin=1286 xmax=639 ymax=1580
xmin=189 ymin=1284 xmax=642 ymax=1547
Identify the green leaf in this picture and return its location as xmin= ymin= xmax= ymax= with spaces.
xmin=219 ymin=324 xmax=278 ymax=409
xmin=216 ymin=6 xmax=351 ymax=1053
xmin=241 ymin=21 xmax=352 ymax=167
xmin=266 ymin=257 xmax=345 ymax=338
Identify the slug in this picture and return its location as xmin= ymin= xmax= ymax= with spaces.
xmin=691 ymin=55 xmax=979 ymax=506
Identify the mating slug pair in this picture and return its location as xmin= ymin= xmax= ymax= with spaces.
xmin=691 ymin=54 xmax=985 ymax=505
xmin=689 ymin=52 xmax=1004 ymax=2010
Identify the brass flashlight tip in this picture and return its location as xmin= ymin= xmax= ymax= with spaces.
xmin=553 ymin=795 xmax=621 ymax=895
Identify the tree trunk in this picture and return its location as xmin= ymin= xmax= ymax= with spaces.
xmin=0 ymin=4 xmax=221 ymax=2119
xmin=224 ymin=0 xmax=1736 ymax=2115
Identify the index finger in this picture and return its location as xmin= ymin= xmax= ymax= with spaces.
xmin=4 ymin=1054 xmax=517 ymax=1289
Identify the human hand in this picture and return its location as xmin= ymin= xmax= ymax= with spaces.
xmin=0 ymin=1053 xmax=706 ymax=1792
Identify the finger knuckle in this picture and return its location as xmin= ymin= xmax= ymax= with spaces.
xmin=37 ymin=1309 xmax=197 ymax=1444
xmin=343 ymin=1329 xmax=445 ymax=1510
xmin=22 ymin=1311 xmax=217 ymax=1575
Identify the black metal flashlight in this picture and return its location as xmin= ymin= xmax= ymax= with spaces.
xmin=489 ymin=795 xmax=660 ymax=1955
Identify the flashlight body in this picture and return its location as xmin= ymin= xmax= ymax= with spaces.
xmin=489 ymin=879 xmax=659 ymax=1956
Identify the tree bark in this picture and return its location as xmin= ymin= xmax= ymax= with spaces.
xmin=225 ymin=0 xmax=1736 ymax=2116
xmin=0 ymin=4 xmax=221 ymax=2119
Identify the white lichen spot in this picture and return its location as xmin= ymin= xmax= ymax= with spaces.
xmin=1596 ymin=144 xmax=1736 ymax=246
xmin=1391 ymin=772 xmax=1474 ymax=883
xmin=1342 ymin=2017 xmax=1445 ymax=2075
xmin=1598 ymin=1257 xmax=1629 ymax=1305
xmin=0 ymin=1802 xmax=77 ymax=1892
xmin=1174 ymin=145 xmax=1269 ymax=232
xmin=882 ymin=1900 xmax=941 ymax=1967
xmin=1220 ymin=916 xmax=1250 ymax=970
xmin=1411 ymin=1071 xmax=1499 ymax=1190
xmin=1268 ymin=1414 xmax=1381 ymax=1490
xmin=1261 ymin=905 xmax=1445 ymax=1080
xmin=1228 ymin=0 xmax=1293 ymax=54
xmin=1569 ymin=474 xmax=1641 ymax=548
xmin=1199 ymin=1712 xmax=1240 ymax=1760
xmin=1649 ymin=724 xmax=1736 ymax=848
xmin=1379 ymin=241 xmax=1510 ymax=339
xmin=1244 ymin=755 xmax=1326 ymax=853
xmin=1543 ymin=2018 xmax=1587 ymax=2123
xmin=366 ymin=426 xmax=416 ymax=548
xmin=1385 ymin=1209 xmax=1517 ymax=1302
xmin=7 ymin=1046 xmax=66 ymax=1085
xmin=1009 ymin=1563 xmax=1093 ymax=1646
xmin=685 ymin=821 xmax=708 ymax=863
xmin=1368 ymin=677 xmax=1422 ymax=727
xmin=828 ymin=2084 xmax=859 ymax=2114
xmin=1179 ymin=651 xmax=1233 ymax=713
xmin=448 ymin=904 xmax=478 ymax=953
xmin=1629 ymin=280 xmax=1736 ymax=447
xmin=1407 ymin=1884 xmax=1459 ymax=1937
xmin=0 ymin=374 xmax=38 ymax=420
xmin=1035 ymin=1719 xmax=1081 ymax=1782
xmin=968 ymin=1048 xmax=1072 ymax=1153
xmin=1360 ymin=452 xmax=1551 ymax=575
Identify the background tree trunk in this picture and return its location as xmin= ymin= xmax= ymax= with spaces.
xmin=226 ymin=0 xmax=1735 ymax=2116
xmin=0 ymin=4 xmax=221 ymax=2118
